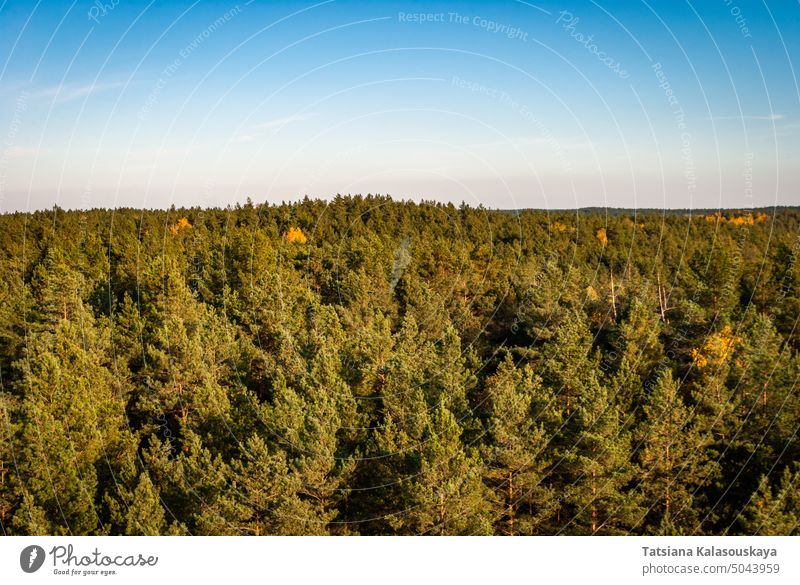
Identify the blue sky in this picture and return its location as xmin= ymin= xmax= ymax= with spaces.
xmin=0 ymin=0 xmax=797 ymax=210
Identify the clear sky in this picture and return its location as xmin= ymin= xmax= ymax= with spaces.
xmin=0 ymin=0 xmax=797 ymax=211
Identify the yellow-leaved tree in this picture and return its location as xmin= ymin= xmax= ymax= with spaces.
xmin=284 ymin=226 xmax=307 ymax=244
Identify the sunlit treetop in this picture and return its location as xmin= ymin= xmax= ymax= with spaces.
xmin=284 ymin=226 xmax=308 ymax=244
xmin=169 ymin=217 xmax=192 ymax=235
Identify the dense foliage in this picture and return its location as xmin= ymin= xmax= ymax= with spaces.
xmin=0 ymin=196 xmax=798 ymax=535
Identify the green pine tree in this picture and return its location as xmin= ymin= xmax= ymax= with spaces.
xmin=483 ymin=355 xmax=559 ymax=535
xmin=637 ymin=370 xmax=716 ymax=534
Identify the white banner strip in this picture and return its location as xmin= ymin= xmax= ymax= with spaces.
xmin=1 ymin=536 xmax=797 ymax=584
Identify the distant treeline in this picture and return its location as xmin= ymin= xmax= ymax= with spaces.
xmin=0 ymin=196 xmax=798 ymax=535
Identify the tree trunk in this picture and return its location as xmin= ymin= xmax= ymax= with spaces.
xmin=439 ymin=492 xmax=445 ymax=536
xmin=591 ymin=469 xmax=597 ymax=533
xmin=508 ymin=471 xmax=514 ymax=536
xmin=665 ymin=440 xmax=671 ymax=525
xmin=610 ymin=268 xmax=617 ymax=320
xmin=657 ymin=272 xmax=669 ymax=323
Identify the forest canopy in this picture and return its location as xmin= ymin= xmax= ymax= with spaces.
xmin=0 ymin=196 xmax=798 ymax=536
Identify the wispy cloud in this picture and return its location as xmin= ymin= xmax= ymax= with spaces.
xmin=31 ymin=81 xmax=126 ymax=103
xmin=467 ymin=136 xmax=591 ymax=150
xmin=707 ymin=113 xmax=785 ymax=121
xmin=2 ymin=146 xmax=40 ymax=158
xmin=232 ymin=113 xmax=319 ymax=143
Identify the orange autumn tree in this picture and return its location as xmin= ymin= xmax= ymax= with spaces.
xmin=691 ymin=325 xmax=742 ymax=369
xmin=596 ymin=227 xmax=608 ymax=247
xmin=552 ymin=221 xmax=575 ymax=234
xmin=284 ymin=226 xmax=307 ymax=244
xmin=169 ymin=217 xmax=192 ymax=235
xmin=704 ymin=211 xmax=769 ymax=225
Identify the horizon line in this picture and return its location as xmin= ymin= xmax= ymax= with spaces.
xmin=2 ymin=194 xmax=798 ymax=216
